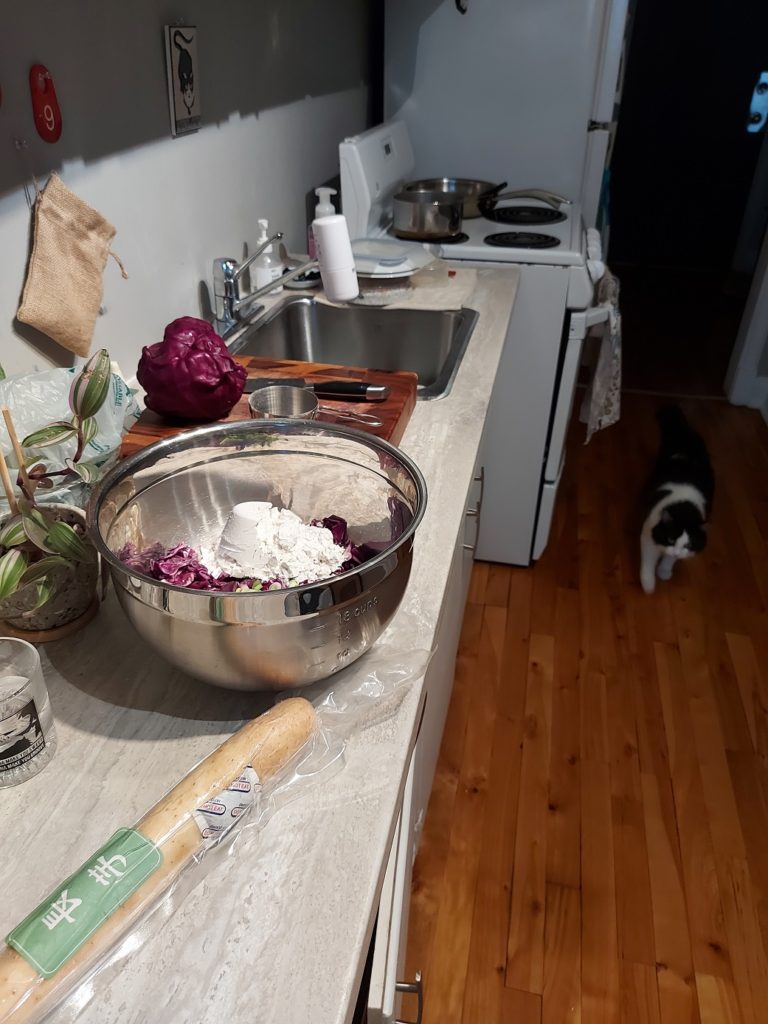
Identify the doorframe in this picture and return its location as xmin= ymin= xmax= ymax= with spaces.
xmin=726 ymin=222 xmax=768 ymax=424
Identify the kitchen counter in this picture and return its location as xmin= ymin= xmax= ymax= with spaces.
xmin=1 ymin=266 xmax=519 ymax=1024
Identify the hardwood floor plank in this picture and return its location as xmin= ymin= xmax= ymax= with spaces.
xmin=671 ymin=592 xmax=747 ymax=860
xmin=726 ymin=751 xmax=768 ymax=953
xmin=726 ymin=633 xmax=768 ymax=757
xmin=421 ymin=606 xmax=506 ymax=1024
xmin=543 ymin=883 xmax=581 ymax=1024
xmin=695 ymin=974 xmax=745 ymax=1024
xmin=581 ymin=759 xmax=620 ymax=1024
xmin=468 ymin=560 xmax=489 ymax=605
xmin=581 ymin=669 xmax=609 ymax=765
xmin=461 ymin=616 xmax=529 ymax=1023
xmin=546 ymin=587 xmax=581 ymax=889
xmin=484 ymin=563 xmax=512 ymax=608
xmin=506 ymin=633 xmax=555 ymax=994
xmin=620 ymin=961 xmax=662 ymax=1024
xmin=654 ymin=642 xmax=734 ymax=980
xmin=712 ymin=856 xmax=768 ymax=1024
xmin=501 ymin=987 xmax=542 ymax=1024
xmin=640 ymin=771 xmax=700 ymax=1024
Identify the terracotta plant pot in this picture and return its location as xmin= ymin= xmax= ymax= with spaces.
xmin=0 ymin=505 xmax=100 ymax=636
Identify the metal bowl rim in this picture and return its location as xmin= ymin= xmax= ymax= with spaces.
xmin=87 ymin=418 xmax=427 ymax=600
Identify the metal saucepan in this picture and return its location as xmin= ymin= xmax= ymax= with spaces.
xmin=392 ymin=189 xmax=463 ymax=240
xmin=403 ymin=178 xmax=507 ymax=219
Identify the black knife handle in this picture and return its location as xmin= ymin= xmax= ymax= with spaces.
xmin=312 ymin=381 xmax=390 ymax=402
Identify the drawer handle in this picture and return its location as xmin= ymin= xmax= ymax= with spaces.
xmin=395 ymin=971 xmax=423 ymax=1024
xmin=474 ymin=465 xmax=485 ymax=504
xmin=465 ymin=507 xmax=479 ymax=518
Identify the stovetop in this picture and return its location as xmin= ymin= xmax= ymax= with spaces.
xmin=340 ymin=123 xmax=586 ymax=267
xmin=484 ymin=231 xmax=561 ymax=249
xmin=481 ymin=205 xmax=567 ymax=226
xmin=418 ymin=201 xmax=586 ymax=266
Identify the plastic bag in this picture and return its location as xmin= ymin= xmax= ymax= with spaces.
xmin=0 ymin=644 xmax=431 ymax=1024
xmin=0 ymin=365 xmax=140 ymax=514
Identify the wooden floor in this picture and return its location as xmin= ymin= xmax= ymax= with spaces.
xmin=404 ymin=394 xmax=768 ymax=1024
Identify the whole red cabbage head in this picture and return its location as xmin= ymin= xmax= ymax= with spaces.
xmin=137 ymin=316 xmax=247 ymax=421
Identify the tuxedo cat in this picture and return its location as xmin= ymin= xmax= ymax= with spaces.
xmin=640 ymin=406 xmax=714 ymax=594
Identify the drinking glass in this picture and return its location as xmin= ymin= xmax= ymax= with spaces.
xmin=0 ymin=638 xmax=57 ymax=787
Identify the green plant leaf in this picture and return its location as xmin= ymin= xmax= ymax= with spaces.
xmin=22 ymin=421 xmax=78 ymax=449
xmin=20 ymin=555 xmax=72 ymax=586
xmin=70 ymin=349 xmax=111 ymax=420
xmin=44 ymin=520 xmax=94 ymax=563
xmin=22 ymin=509 xmax=56 ymax=552
xmin=0 ymin=549 xmax=28 ymax=598
xmin=0 ymin=516 xmax=26 ymax=548
xmin=64 ymin=458 xmax=99 ymax=484
xmin=30 ymin=580 xmax=54 ymax=612
xmin=0 ymin=363 xmax=6 ymax=382
xmin=80 ymin=417 xmax=99 ymax=446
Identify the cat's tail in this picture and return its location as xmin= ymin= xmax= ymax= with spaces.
xmin=656 ymin=404 xmax=691 ymax=443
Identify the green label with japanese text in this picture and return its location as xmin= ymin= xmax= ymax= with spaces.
xmin=6 ymin=828 xmax=162 ymax=978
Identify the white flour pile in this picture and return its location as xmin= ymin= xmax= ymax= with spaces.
xmin=205 ymin=501 xmax=346 ymax=584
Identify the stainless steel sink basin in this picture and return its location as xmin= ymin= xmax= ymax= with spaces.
xmin=226 ymin=296 xmax=478 ymax=399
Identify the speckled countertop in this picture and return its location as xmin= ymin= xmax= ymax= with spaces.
xmin=1 ymin=266 xmax=519 ymax=1024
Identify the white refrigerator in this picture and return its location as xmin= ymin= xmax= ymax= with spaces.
xmin=384 ymin=0 xmax=630 ymax=226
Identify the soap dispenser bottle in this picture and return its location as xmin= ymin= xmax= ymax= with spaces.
xmin=252 ymin=219 xmax=283 ymax=295
xmin=307 ymin=187 xmax=337 ymax=260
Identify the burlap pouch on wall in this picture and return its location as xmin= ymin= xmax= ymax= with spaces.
xmin=17 ymin=174 xmax=126 ymax=357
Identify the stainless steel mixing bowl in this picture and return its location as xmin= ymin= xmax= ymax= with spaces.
xmin=87 ymin=421 xmax=427 ymax=690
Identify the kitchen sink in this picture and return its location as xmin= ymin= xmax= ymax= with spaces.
xmin=226 ymin=296 xmax=478 ymax=400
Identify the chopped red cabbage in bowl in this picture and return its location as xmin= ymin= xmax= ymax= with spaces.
xmin=118 ymin=515 xmax=366 ymax=592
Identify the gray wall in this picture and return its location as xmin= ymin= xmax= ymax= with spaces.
xmin=0 ymin=0 xmax=374 ymax=376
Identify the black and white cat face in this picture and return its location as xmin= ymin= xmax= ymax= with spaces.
xmin=651 ymin=506 xmax=707 ymax=558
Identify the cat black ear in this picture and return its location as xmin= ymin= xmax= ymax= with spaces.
xmin=660 ymin=508 xmax=673 ymax=523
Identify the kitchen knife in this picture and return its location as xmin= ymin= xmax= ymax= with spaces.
xmin=245 ymin=377 xmax=390 ymax=402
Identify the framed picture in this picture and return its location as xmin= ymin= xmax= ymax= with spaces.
xmin=164 ymin=26 xmax=201 ymax=137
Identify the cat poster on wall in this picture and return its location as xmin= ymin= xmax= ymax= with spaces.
xmin=164 ymin=26 xmax=201 ymax=137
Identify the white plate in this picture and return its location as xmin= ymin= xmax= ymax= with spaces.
xmin=352 ymin=238 xmax=437 ymax=279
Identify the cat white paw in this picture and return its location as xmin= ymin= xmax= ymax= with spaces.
xmin=657 ymin=554 xmax=676 ymax=581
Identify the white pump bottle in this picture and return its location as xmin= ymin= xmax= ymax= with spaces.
xmin=252 ymin=218 xmax=283 ymax=295
xmin=308 ymin=187 xmax=337 ymax=260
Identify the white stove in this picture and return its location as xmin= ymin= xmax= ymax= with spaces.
xmin=339 ymin=122 xmax=610 ymax=566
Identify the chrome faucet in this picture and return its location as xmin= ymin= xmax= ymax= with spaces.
xmin=212 ymin=230 xmax=284 ymax=335
xmin=212 ymin=233 xmax=322 ymax=336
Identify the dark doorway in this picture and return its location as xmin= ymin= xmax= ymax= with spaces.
xmin=608 ymin=0 xmax=768 ymax=397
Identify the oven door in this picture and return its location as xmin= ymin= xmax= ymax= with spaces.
xmin=533 ymin=304 xmax=610 ymax=559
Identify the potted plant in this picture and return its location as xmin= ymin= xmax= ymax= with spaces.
xmin=0 ymin=350 xmax=112 ymax=637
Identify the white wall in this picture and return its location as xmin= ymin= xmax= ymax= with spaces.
xmin=0 ymin=0 xmax=372 ymax=379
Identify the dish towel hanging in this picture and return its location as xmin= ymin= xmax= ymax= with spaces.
xmin=16 ymin=173 xmax=127 ymax=357
xmin=580 ymin=266 xmax=622 ymax=443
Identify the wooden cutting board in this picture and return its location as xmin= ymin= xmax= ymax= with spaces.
xmin=121 ymin=356 xmax=418 ymax=458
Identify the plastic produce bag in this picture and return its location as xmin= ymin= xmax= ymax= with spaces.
xmin=0 ymin=644 xmax=431 ymax=1023
xmin=0 ymin=366 xmax=140 ymax=514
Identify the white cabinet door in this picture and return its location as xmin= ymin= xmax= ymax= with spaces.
xmin=368 ymin=755 xmax=420 ymax=1024
xmin=413 ymin=453 xmax=485 ymax=847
